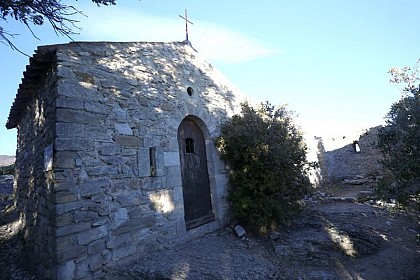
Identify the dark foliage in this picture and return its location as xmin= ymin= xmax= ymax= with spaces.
xmin=376 ymin=85 xmax=420 ymax=207
xmin=216 ymin=102 xmax=311 ymax=232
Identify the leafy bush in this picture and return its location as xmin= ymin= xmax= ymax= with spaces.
xmin=216 ymin=102 xmax=311 ymax=232
xmin=376 ymin=85 xmax=420 ymax=207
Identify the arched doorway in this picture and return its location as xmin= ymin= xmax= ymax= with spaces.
xmin=178 ymin=118 xmax=214 ymax=230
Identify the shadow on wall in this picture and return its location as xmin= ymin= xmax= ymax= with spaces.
xmin=315 ymin=126 xmax=384 ymax=183
xmin=5 ymin=41 xmax=249 ymax=279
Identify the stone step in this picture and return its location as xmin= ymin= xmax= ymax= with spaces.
xmin=358 ymin=190 xmax=375 ymax=195
xmin=324 ymin=197 xmax=357 ymax=203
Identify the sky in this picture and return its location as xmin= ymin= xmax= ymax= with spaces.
xmin=0 ymin=0 xmax=419 ymax=155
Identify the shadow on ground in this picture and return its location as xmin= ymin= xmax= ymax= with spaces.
xmin=104 ymin=184 xmax=419 ymax=280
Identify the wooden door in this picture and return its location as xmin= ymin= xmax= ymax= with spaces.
xmin=178 ymin=118 xmax=214 ymax=229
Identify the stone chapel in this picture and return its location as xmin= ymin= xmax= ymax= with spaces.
xmin=6 ymin=41 xmax=248 ymax=279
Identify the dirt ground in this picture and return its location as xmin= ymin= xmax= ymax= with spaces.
xmin=102 ymin=183 xmax=419 ymax=280
xmin=1 ymin=177 xmax=419 ymax=280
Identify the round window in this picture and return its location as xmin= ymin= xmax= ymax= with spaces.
xmin=187 ymin=87 xmax=194 ymax=96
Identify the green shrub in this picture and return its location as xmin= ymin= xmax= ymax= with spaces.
xmin=376 ymin=85 xmax=420 ymax=207
xmin=216 ymin=102 xmax=311 ymax=232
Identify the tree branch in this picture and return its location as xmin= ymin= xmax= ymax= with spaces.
xmin=0 ymin=0 xmax=117 ymax=53
xmin=0 ymin=26 xmax=31 ymax=57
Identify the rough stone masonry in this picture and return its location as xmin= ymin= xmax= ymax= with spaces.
xmin=314 ymin=126 xmax=385 ymax=183
xmin=6 ymin=41 xmax=248 ymax=279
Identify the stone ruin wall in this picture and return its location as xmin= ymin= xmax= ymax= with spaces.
xmin=11 ymin=42 xmax=247 ymax=279
xmin=315 ymin=126 xmax=385 ymax=183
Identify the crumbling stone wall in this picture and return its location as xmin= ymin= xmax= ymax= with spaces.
xmin=316 ymin=126 xmax=384 ymax=183
xmin=10 ymin=42 xmax=248 ymax=279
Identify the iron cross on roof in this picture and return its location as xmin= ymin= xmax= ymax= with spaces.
xmin=179 ymin=9 xmax=193 ymax=42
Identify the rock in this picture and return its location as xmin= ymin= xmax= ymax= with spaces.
xmin=0 ymin=175 xmax=14 ymax=195
xmin=57 ymin=260 xmax=75 ymax=280
xmin=324 ymin=197 xmax=357 ymax=203
xmin=343 ymin=178 xmax=372 ymax=185
xmin=357 ymin=190 xmax=375 ymax=202
xmin=234 ymin=225 xmax=246 ymax=238
xmin=317 ymin=191 xmax=326 ymax=197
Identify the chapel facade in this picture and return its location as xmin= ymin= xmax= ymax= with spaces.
xmin=6 ymin=41 xmax=247 ymax=279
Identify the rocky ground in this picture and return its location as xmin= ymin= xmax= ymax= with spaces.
xmin=1 ymin=175 xmax=419 ymax=280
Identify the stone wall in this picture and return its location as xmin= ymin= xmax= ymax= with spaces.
xmin=316 ymin=126 xmax=384 ymax=183
xmin=42 ymin=42 xmax=247 ymax=279
xmin=13 ymin=60 xmax=57 ymax=277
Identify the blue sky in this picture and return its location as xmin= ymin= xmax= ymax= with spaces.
xmin=1 ymin=0 xmax=419 ymax=155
